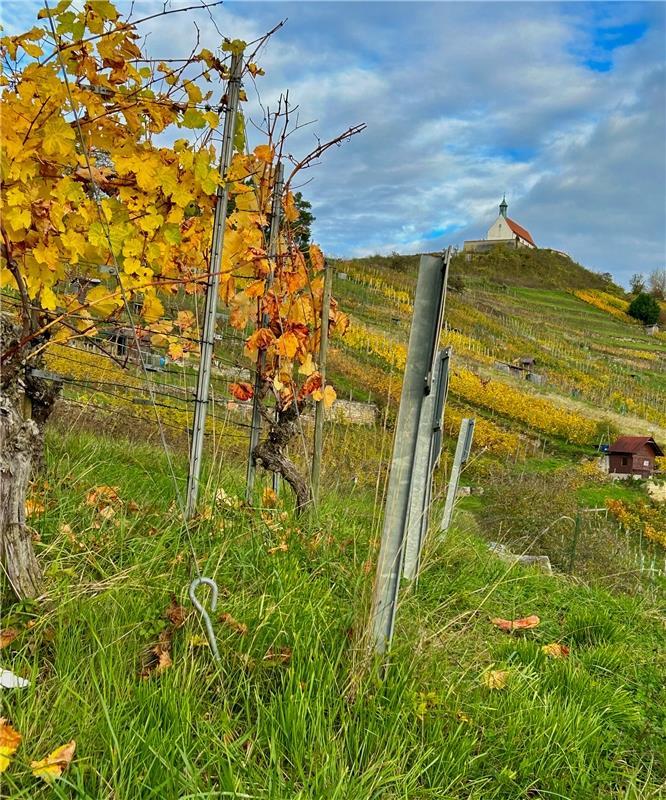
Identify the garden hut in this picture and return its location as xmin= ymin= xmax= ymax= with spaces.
xmin=608 ymin=436 xmax=664 ymax=478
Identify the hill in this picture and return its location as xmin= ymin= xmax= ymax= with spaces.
xmin=334 ymin=244 xmax=621 ymax=292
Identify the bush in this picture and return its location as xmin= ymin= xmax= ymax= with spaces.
xmin=628 ymin=292 xmax=660 ymax=325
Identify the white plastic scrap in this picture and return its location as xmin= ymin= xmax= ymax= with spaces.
xmin=0 ymin=669 xmax=29 ymax=689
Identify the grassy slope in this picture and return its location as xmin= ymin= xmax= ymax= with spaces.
xmin=1 ymin=432 xmax=664 ymax=799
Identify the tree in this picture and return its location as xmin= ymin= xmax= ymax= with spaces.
xmin=628 ymin=293 xmax=660 ymax=325
xmin=291 ymin=192 xmax=315 ymax=251
xmin=629 ymin=273 xmax=645 ymax=294
xmin=648 ymin=268 xmax=666 ymax=300
xmin=0 ymin=1 xmax=363 ymax=596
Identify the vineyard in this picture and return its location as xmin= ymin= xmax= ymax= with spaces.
xmin=1 ymin=3 xmax=665 ymax=798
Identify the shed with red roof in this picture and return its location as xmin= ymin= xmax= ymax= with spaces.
xmin=608 ymin=436 xmax=664 ymax=478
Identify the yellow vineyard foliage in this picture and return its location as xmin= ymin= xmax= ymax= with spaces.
xmin=573 ymin=290 xmax=635 ymax=323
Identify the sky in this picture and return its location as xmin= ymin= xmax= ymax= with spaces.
xmin=5 ymin=1 xmax=666 ymax=286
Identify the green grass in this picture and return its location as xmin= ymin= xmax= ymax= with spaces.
xmin=1 ymin=430 xmax=665 ymax=799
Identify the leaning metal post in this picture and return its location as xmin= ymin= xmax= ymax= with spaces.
xmin=369 ymin=253 xmax=449 ymax=656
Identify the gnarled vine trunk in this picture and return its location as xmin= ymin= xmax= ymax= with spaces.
xmin=252 ymin=401 xmax=310 ymax=512
xmin=0 ymin=314 xmax=59 ymax=599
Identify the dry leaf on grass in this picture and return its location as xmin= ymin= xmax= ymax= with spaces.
xmin=140 ymin=629 xmax=173 ymax=678
xmin=25 ymin=499 xmax=45 ymax=516
xmin=267 ymin=541 xmax=288 ymax=555
xmin=262 ymin=487 xmax=278 ymax=508
xmin=0 ymin=718 xmax=22 ymax=773
xmin=542 ymin=642 xmax=570 ymax=659
xmin=262 ymin=646 xmax=292 ymax=666
xmin=85 ymin=485 xmax=121 ymax=508
xmin=164 ymin=598 xmax=188 ymax=629
xmin=0 ymin=628 xmax=18 ymax=649
xmin=219 ymin=612 xmax=248 ymax=635
xmin=31 ymin=740 xmax=76 ymax=782
xmin=482 ymin=670 xmax=509 ymax=689
xmin=490 ymin=615 xmax=540 ymax=633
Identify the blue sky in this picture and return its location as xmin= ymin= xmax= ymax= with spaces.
xmin=4 ymin=1 xmax=665 ymax=286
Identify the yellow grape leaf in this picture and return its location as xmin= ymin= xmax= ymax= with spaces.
xmin=482 ymin=670 xmax=509 ymax=689
xmin=298 ymin=352 xmax=315 ymax=376
xmin=168 ymin=342 xmax=184 ymax=361
xmin=313 ymin=384 xmax=336 ymax=410
xmin=247 ymin=62 xmax=265 ymax=77
xmin=40 ymin=286 xmax=58 ymax=311
xmin=0 ymin=718 xmax=22 ymax=773
xmin=253 ymin=144 xmax=273 ymax=163
xmin=245 ymin=279 xmax=265 ymax=299
xmin=86 ymin=285 xmax=120 ymax=317
xmin=283 ymin=192 xmax=299 ymax=222
xmin=141 ymin=294 xmax=164 ymax=323
xmin=275 ymin=331 xmax=299 ymax=360
xmin=31 ymin=740 xmax=76 ymax=782
xmin=309 ymin=244 xmax=325 ymax=272
xmin=542 ymin=643 xmax=570 ymax=659
xmin=175 ymin=310 xmax=195 ymax=330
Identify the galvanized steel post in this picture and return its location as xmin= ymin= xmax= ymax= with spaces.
xmin=310 ymin=261 xmax=334 ymax=506
xmin=186 ymin=53 xmax=243 ymax=518
xmin=440 ymin=417 xmax=475 ymax=533
xmin=369 ymin=253 xmax=449 ymax=655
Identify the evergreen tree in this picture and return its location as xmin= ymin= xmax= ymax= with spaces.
xmin=628 ymin=293 xmax=660 ymax=325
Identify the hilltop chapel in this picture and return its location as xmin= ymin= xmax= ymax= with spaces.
xmin=464 ymin=197 xmax=536 ymax=252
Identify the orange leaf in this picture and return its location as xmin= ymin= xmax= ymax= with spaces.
xmin=312 ymin=384 xmax=336 ymax=410
xmin=31 ymin=740 xmax=76 ymax=782
xmin=309 ymin=243 xmax=325 ymax=272
xmin=275 ymin=331 xmax=299 ymax=360
xmin=298 ymin=371 xmax=322 ymax=400
xmin=542 ymin=643 xmax=570 ymax=659
xmin=230 ymin=382 xmax=254 ymax=401
xmin=0 ymin=718 xmax=22 ymax=773
xmin=245 ymin=279 xmax=265 ymax=299
xmin=490 ymin=615 xmax=540 ymax=632
xmin=25 ymin=498 xmax=45 ymax=516
xmin=245 ymin=327 xmax=275 ymax=354
xmin=0 ymin=628 xmax=18 ymax=649
xmin=262 ymin=487 xmax=278 ymax=508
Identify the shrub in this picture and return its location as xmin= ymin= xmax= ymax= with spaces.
xmin=628 ymin=293 xmax=660 ymax=325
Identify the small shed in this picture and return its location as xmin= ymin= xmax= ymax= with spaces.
xmin=608 ymin=436 xmax=664 ymax=478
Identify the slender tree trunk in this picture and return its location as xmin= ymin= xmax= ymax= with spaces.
xmin=0 ymin=315 xmax=59 ymax=600
xmin=252 ymin=402 xmax=310 ymax=512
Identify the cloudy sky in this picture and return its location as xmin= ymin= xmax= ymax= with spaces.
xmin=7 ymin=1 xmax=666 ymax=286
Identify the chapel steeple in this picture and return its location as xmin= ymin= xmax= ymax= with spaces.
xmin=499 ymin=195 xmax=508 ymax=218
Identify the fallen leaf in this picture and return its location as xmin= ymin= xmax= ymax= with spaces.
xmin=187 ymin=634 xmax=210 ymax=648
xmin=482 ymin=669 xmax=509 ymax=689
xmin=219 ymin=612 xmax=247 ymax=635
xmin=165 ymin=598 xmax=188 ymax=629
xmin=456 ymin=711 xmax=472 ymax=724
xmin=267 ymin=541 xmax=288 ymax=555
xmin=490 ymin=615 xmax=540 ymax=633
xmin=25 ymin=499 xmax=45 ymax=516
xmin=140 ymin=629 xmax=173 ymax=678
xmin=127 ymin=500 xmax=140 ymax=513
xmin=0 ymin=718 xmax=22 ymax=773
xmin=85 ymin=485 xmax=121 ymax=508
xmin=0 ymin=628 xmax=18 ymax=649
xmin=262 ymin=487 xmax=278 ymax=508
xmin=542 ymin=643 xmax=570 ymax=659
xmin=31 ymin=740 xmax=76 ymax=782
xmin=262 ymin=646 xmax=292 ymax=665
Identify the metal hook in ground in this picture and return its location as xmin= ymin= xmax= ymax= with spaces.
xmin=188 ymin=576 xmax=221 ymax=662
